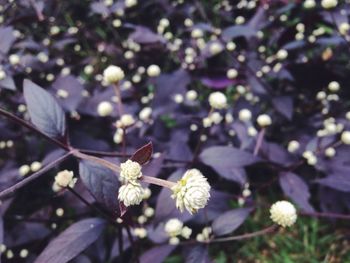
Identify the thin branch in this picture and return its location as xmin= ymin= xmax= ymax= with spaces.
xmin=209 ymin=225 xmax=277 ymax=243
xmin=0 ymin=108 xmax=69 ymax=151
xmin=140 ymin=175 xmax=176 ymax=189
xmin=254 ymin=128 xmax=265 ymax=156
xmin=0 ymin=151 xmax=73 ymax=199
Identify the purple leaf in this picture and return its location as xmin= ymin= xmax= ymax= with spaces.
xmin=315 ymin=173 xmax=350 ymax=192
xmin=140 ymin=245 xmax=175 ymax=263
xmin=200 ymin=77 xmax=236 ymax=89
xmin=221 ymin=25 xmax=256 ymax=41
xmin=212 ymin=208 xmax=252 ymax=236
xmin=130 ymin=142 xmax=153 ymax=165
xmin=279 ymin=172 xmax=315 ymax=212
xmin=0 ymin=77 xmax=16 ymax=91
xmin=129 ymin=26 xmax=165 ymax=44
xmin=79 ymin=160 xmax=119 ymax=212
xmin=272 ymin=96 xmax=293 ymax=120
xmin=35 ymin=218 xmax=106 ymax=263
xmin=23 ymin=79 xmax=66 ymax=138
xmin=51 ymin=75 xmax=84 ymax=111
xmin=0 ymin=27 xmax=16 ymax=54
xmin=184 ymin=245 xmax=211 ymax=263
xmin=199 ymin=146 xmax=260 ymax=183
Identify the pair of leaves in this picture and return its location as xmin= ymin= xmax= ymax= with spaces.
xmin=35 ymin=218 xmax=106 ymax=263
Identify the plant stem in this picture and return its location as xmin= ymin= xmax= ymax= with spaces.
xmin=254 ymin=128 xmax=265 ymax=156
xmin=0 ymin=107 xmax=69 ymax=151
xmin=0 ymin=151 xmax=73 ymax=199
xmin=209 ymin=225 xmax=277 ymax=243
xmin=114 ymin=83 xmax=124 ymax=116
xmin=140 ymin=175 xmax=176 ymax=189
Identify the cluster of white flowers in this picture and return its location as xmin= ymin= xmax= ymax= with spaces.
xmin=171 ymin=169 xmax=211 ymax=214
xmin=103 ymin=65 xmax=125 ymax=84
xmin=118 ymin=160 xmax=145 ymax=207
xmin=303 ymin=150 xmax=318 ymax=166
xmin=52 ymin=170 xmax=77 ymax=192
xmin=208 ymin=92 xmax=227 ymax=109
xmin=270 ymin=201 xmax=297 ymax=227
xmin=164 ymin=218 xmax=192 ymax=245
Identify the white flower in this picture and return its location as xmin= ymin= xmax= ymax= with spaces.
xmin=208 ymin=92 xmax=227 ymax=110
xmin=118 ymin=182 xmax=144 ymax=206
xmin=341 ymin=131 xmax=350 ymax=144
xmin=144 ymin=207 xmax=154 ymax=217
xmin=117 ymin=114 xmax=135 ymax=128
xmin=103 ymin=65 xmax=125 ymax=84
xmin=181 ymin=226 xmax=192 ymax=239
xmin=30 ymin=161 xmax=42 ymax=172
xmin=0 ymin=70 xmax=6 ymax=80
xmin=209 ymin=42 xmax=223 ymax=55
xmin=186 ymin=90 xmax=198 ymax=101
xmin=171 ymin=169 xmax=211 ymax=214
xmin=19 ymin=165 xmax=30 ymax=177
xmin=125 ymin=0 xmax=137 ymax=8
xmin=339 ymin=23 xmax=350 ymax=35
xmin=164 ymin=218 xmax=183 ymax=237
xmin=238 ymin=109 xmax=252 ymax=122
xmin=9 ymin=54 xmax=20 ymax=65
xmin=120 ymin=160 xmax=142 ymax=182
xmin=325 ymin=147 xmax=336 ymax=158
xmin=226 ymin=41 xmax=236 ymax=51
xmin=257 ymin=114 xmax=272 ymax=127
xmin=287 ymin=140 xmax=300 ymax=153
xmin=97 ymin=101 xmax=113 ymax=117
xmin=84 ymin=65 xmax=94 ymax=75
xmin=270 ymin=201 xmax=297 ymax=227
xmin=227 ymin=68 xmax=238 ymax=79
xmin=276 ymin=49 xmax=288 ymax=60
xmin=55 ymin=170 xmax=77 ymax=188
xmin=304 ymin=0 xmax=316 ymax=8
xmin=328 ymin=81 xmax=340 ymax=92
xmin=169 ymin=237 xmax=180 ymax=245
xmin=139 ymin=107 xmax=152 ymax=121
xmin=191 ymin=28 xmax=203 ymax=38
xmin=321 ymin=0 xmax=337 ymax=9
xmin=133 ymin=227 xmax=147 ymax=239
xmin=146 ymin=64 xmax=161 ymax=77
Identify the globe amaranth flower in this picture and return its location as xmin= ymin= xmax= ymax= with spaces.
xmin=270 ymin=200 xmax=297 ymax=227
xmin=208 ymin=92 xmax=227 ymax=110
xmin=171 ymin=169 xmax=210 ymax=214
xmin=54 ymin=170 xmax=77 ymax=188
xmin=118 ymin=182 xmax=144 ymax=207
xmin=120 ymin=159 xmax=142 ymax=182
xmin=103 ymin=65 xmax=125 ymax=84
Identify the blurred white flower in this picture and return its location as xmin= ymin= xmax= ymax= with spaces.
xmin=238 ymin=109 xmax=252 ymax=122
xmin=321 ymin=0 xmax=337 ymax=9
xmin=171 ymin=169 xmax=210 ymax=214
xmin=208 ymin=92 xmax=227 ymax=109
xmin=146 ymin=64 xmax=161 ymax=77
xmin=341 ymin=131 xmax=350 ymax=144
xmin=164 ymin=218 xmax=183 ymax=237
xmin=118 ymin=182 xmax=144 ymax=206
xmin=97 ymin=101 xmax=113 ymax=117
xmin=103 ymin=65 xmax=125 ymax=84
xmin=270 ymin=200 xmax=297 ymax=227
xmin=226 ymin=68 xmax=238 ymax=79
xmin=257 ymin=114 xmax=272 ymax=127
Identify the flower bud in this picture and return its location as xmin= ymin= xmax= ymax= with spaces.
xmin=103 ymin=65 xmax=125 ymax=84
xmin=341 ymin=131 xmax=350 ymax=144
xmin=120 ymin=160 xmax=142 ymax=182
xmin=171 ymin=169 xmax=211 ymax=214
xmin=238 ymin=109 xmax=252 ymax=122
xmin=257 ymin=114 xmax=272 ymax=127
xmin=226 ymin=68 xmax=238 ymax=79
xmin=270 ymin=200 xmax=297 ymax=227
xmin=118 ymin=182 xmax=144 ymax=206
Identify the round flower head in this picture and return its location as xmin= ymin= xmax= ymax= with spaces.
xmin=55 ymin=170 xmax=77 ymax=188
xmin=120 ymin=160 xmax=142 ymax=182
xmin=257 ymin=114 xmax=272 ymax=127
xmin=103 ymin=65 xmax=125 ymax=84
xmin=321 ymin=0 xmax=337 ymax=9
xmin=97 ymin=101 xmax=113 ymax=117
xmin=147 ymin=64 xmax=161 ymax=77
xmin=118 ymin=182 xmax=144 ymax=207
xmin=164 ymin=218 xmax=183 ymax=237
xmin=270 ymin=201 xmax=297 ymax=227
xmin=171 ymin=169 xmax=211 ymax=214
xmin=208 ymin=92 xmax=227 ymax=110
